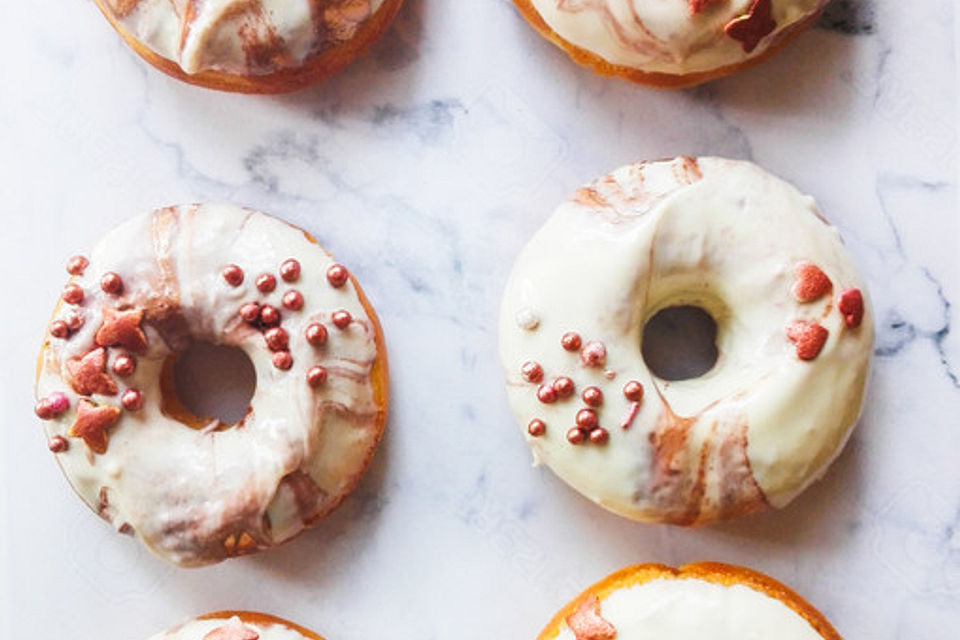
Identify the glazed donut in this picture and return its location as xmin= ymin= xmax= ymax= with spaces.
xmin=513 ymin=0 xmax=827 ymax=88
xmin=93 ymin=0 xmax=405 ymax=93
xmin=538 ymin=562 xmax=843 ymax=640
xmin=499 ymin=157 xmax=872 ymax=525
xmin=34 ymin=204 xmax=389 ymax=566
xmin=149 ymin=611 xmax=325 ymax=640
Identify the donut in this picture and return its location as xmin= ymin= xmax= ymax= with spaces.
xmin=538 ymin=562 xmax=843 ymax=640
xmin=513 ymin=0 xmax=827 ymax=88
xmin=34 ymin=204 xmax=389 ymax=566
xmin=93 ymin=0 xmax=405 ymax=93
xmin=149 ymin=611 xmax=325 ymax=640
xmin=499 ymin=157 xmax=872 ymax=525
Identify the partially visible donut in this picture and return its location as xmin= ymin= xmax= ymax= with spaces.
xmin=149 ymin=611 xmax=325 ymax=640
xmin=499 ymin=157 xmax=873 ymax=525
xmin=93 ymin=0 xmax=405 ymax=93
xmin=537 ymin=562 xmax=843 ymax=640
xmin=513 ymin=0 xmax=828 ymax=88
xmin=34 ymin=204 xmax=389 ymax=566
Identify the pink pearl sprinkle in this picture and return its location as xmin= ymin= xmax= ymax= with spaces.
xmin=121 ymin=389 xmax=144 ymax=411
xmin=256 ymin=273 xmax=277 ymax=293
xmin=561 ymin=332 xmax=582 ymax=351
xmin=47 ymin=392 xmax=70 ymax=415
xmin=62 ymin=283 xmax=84 ymax=305
xmin=332 ymin=310 xmax=352 ymax=329
xmin=580 ymin=341 xmax=606 ymax=367
xmin=589 ymin=428 xmax=609 ymax=445
xmin=50 ymin=320 xmax=69 ymax=338
xmin=239 ymin=302 xmax=261 ymax=324
xmin=280 ymin=259 xmax=301 ymax=282
xmin=537 ymin=384 xmax=557 ymax=404
xmin=305 ymin=323 xmax=328 ymax=346
xmin=100 ymin=272 xmax=124 ymax=295
xmin=259 ymin=305 xmax=281 ymax=326
xmin=273 ymin=351 xmax=293 ymax=370
xmin=566 ymin=428 xmax=585 ymax=445
xmin=264 ymin=327 xmax=289 ymax=352
xmin=306 ymin=366 xmax=328 ymax=388
xmin=552 ymin=376 xmax=574 ymax=397
xmin=521 ymin=361 xmax=543 ymax=383
xmin=66 ymin=255 xmax=88 ymax=276
xmin=326 ymin=264 xmax=349 ymax=288
xmin=222 ymin=264 xmax=244 ymax=287
xmin=282 ymin=290 xmax=304 ymax=311
xmin=113 ymin=355 xmax=136 ymax=377
xmin=48 ymin=436 xmax=69 ymax=453
xmin=527 ymin=419 xmax=546 ymax=437
xmin=582 ymin=386 xmax=603 ymax=407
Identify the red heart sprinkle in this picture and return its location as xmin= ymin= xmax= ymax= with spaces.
xmin=791 ymin=261 xmax=832 ymax=302
xmin=786 ymin=321 xmax=829 ymax=360
xmin=837 ymin=288 xmax=864 ymax=328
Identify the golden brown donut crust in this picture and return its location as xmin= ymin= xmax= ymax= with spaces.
xmin=92 ymin=0 xmax=405 ymax=93
xmin=512 ymin=0 xmax=824 ymax=89
xmin=537 ymin=562 xmax=844 ymax=640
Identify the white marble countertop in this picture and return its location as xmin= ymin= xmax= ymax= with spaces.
xmin=1 ymin=1 xmax=958 ymax=638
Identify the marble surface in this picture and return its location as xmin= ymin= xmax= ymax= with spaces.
xmin=1 ymin=1 xmax=957 ymax=638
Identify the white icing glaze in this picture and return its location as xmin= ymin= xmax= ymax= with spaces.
xmin=499 ymin=157 xmax=873 ymax=524
xmin=102 ymin=0 xmax=388 ymax=75
xmin=36 ymin=204 xmax=385 ymax=566
xmin=525 ymin=0 xmax=828 ymax=76
xmin=553 ymin=578 xmax=822 ymax=640
xmin=150 ymin=615 xmax=309 ymax=640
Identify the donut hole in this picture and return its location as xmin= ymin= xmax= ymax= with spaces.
xmin=641 ymin=305 xmax=719 ymax=381
xmin=167 ymin=340 xmax=257 ymax=427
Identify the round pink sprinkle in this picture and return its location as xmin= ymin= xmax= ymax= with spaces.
xmin=580 ymin=341 xmax=606 ymax=367
xmin=561 ymin=332 xmax=582 ymax=351
xmin=567 ymin=428 xmax=585 ymax=445
xmin=239 ymin=302 xmax=261 ymax=324
xmin=50 ymin=320 xmax=69 ymax=338
xmin=305 ymin=323 xmax=328 ymax=346
xmin=537 ymin=384 xmax=557 ymax=404
xmin=282 ymin=290 xmax=304 ymax=311
xmin=332 ymin=310 xmax=352 ymax=329
xmin=528 ymin=419 xmax=546 ymax=437
xmin=589 ymin=427 xmax=609 ymax=445
xmin=264 ymin=327 xmax=289 ymax=352
xmin=326 ymin=264 xmax=349 ymax=288
xmin=521 ymin=361 xmax=543 ymax=383
xmin=121 ymin=389 xmax=144 ymax=411
xmin=222 ymin=265 xmax=244 ymax=287
xmin=113 ymin=354 xmax=136 ymax=377
xmin=47 ymin=392 xmax=70 ymax=415
xmin=48 ymin=435 xmax=69 ymax=453
xmin=62 ymin=283 xmax=84 ymax=305
xmin=280 ymin=259 xmax=301 ymax=282
xmin=576 ymin=408 xmax=598 ymax=430
xmin=582 ymin=386 xmax=603 ymax=407
xmin=623 ymin=381 xmax=644 ymax=402
xmin=256 ymin=273 xmax=277 ymax=293
xmin=34 ymin=399 xmax=54 ymax=420
xmin=100 ymin=272 xmax=124 ymax=295
xmin=552 ymin=376 xmax=574 ymax=398
xmin=259 ymin=305 xmax=281 ymax=326
xmin=65 ymin=313 xmax=85 ymax=331
xmin=273 ymin=351 xmax=293 ymax=370
xmin=306 ymin=366 xmax=328 ymax=388
xmin=66 ymin=255 xmax=88 ymax=276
